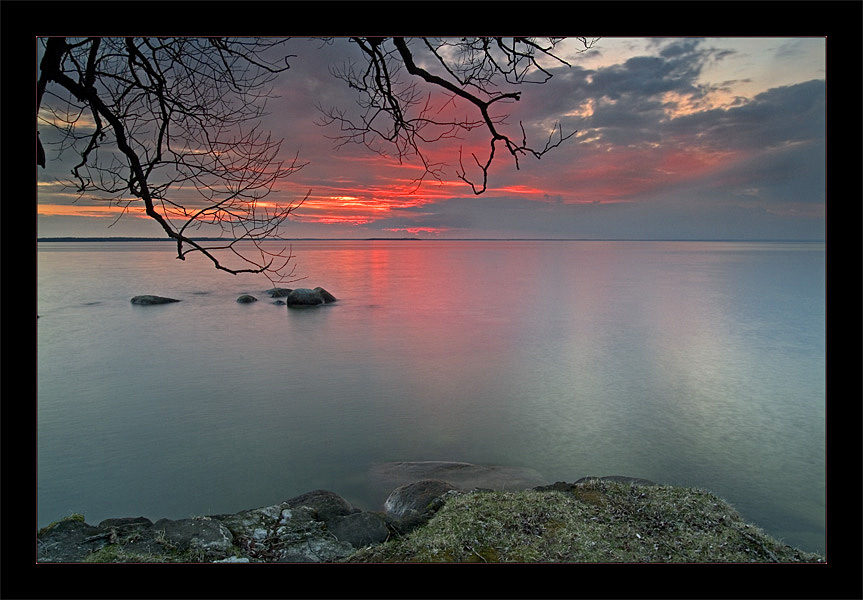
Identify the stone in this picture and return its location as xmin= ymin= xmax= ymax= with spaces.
xmin=98 ymin=516 xmax=153 ymax=528
xmin=278 ymin=537 xmax=355 ymax=563
xmin=37 ymin=517 xmax=108 ymax=562
xmin=213 ymin=501 xmax=357 ymax=563
xmin=368 ymin=461 xmax=546 ymax=508
xmin=236 ymin=294 xmax=258 ymax=303
xmin=38 ymin=491 xmax=376 ymax=563
xmin=130 ymin=295 xmax=181 ymax=305
xmin=265 ymin=287 xmax=293 ymax=298
xmin=285 ymin=288 xmax=324 ymax=307
xmin=327 ymin=512 xmax=389 ymax=547
xmin=213 ymin=556 xmax=250 ymax=563
xmin=284 ymin=490 xmax=358 ymax=521
xmin=285 ymin=287 xmax=337 ymax=307
xmin=384 ymin=479 xmax=458 ymax=532
xmin=151 ymin=517 xmax=234 ymax=555
xmin=215 ymin=503 xmax=309 ymax=539
xmin=314 ymin=287 xmax=338 ymax=303
xmin=97 ymin=516 xmax=153 ymax=535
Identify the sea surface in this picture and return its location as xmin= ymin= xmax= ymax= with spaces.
xmin=36 ymin=240 xmax=826 ymax=554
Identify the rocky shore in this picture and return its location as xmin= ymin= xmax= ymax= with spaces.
xmin=36 ymin=475 xmax=825 ymax=563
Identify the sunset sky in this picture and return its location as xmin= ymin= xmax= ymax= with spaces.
xmin=36 ymin=37 xmax=826 ymax=240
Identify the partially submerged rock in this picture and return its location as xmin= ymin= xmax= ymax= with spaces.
xmin=130 ymin=295 xmax=181 ymax=305
xmin=369 ymin=461 xmax=545 ymax=504
xmin=314 ymin=286 xmax=338 ymax=304
xmin=265 ymin=287 xmax=293 ymax=298
xmin=286 ymin=287 xmax=337 ymax=307
xmin=123 ymin=289 xmax=335 ymax=307
xmin=384 ymin=479 xmax=459 ymax=533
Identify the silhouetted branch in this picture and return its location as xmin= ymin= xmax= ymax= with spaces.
xmin=319 ymin=36 xmax=598 ymax=194
xmin=37 ymin=36 xmax=600 ymax=280
xmin=37 ymin=37 xmax=305 ymax=283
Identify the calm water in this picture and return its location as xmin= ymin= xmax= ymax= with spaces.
xmin=37 ymin=240 xmax=826 ymax=554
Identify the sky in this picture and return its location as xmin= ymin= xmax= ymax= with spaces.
xmin=36 ymin=37 xmax=826 ymax=240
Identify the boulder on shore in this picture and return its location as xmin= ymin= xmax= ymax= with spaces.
xmin=383 ymin=479 xmax=459 ymax=533
xmin=286 ymin=287 xmax=337 ymax=308
xmin=130 ymin=295 xmax=181 ymax=305
xmin=38 ymin=489 xmax=369 ymax=564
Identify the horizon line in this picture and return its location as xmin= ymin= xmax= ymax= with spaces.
xmin=36 ymin=236 xmax=826 ymax=243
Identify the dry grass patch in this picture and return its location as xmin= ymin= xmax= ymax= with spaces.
xmin=348 ymin=481 xmax=825 ymax=563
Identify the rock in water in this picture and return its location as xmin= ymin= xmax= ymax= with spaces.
xmin=286 ymin=288 xmax=323 ymax=307
xmin=265 ymin=288 xmax=293 ymax=298
xmin=286 ymin=287 xmax=337 ymax=307
xmin=314 ymin=287 xmax=337 ymax=303
xmin=236 ymin=294 xmax=258 ymax=303
xmin=369 ymin=461 xmax=545 ymax=507
xmin=130 ymin=295 xmax=181 ymax=305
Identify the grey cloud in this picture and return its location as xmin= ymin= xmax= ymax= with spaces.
xmin=588 ymin=38 xmax=713 ymax=100
xmin=697 ymin=138 xmax=825 ymax=205
xmin=592 ymin=55 xmax=699 ymax=100
xmin=365 ymin=192 xmax=822 ymax=240
xmin=665 ymin=79 xmax=825 ymax=150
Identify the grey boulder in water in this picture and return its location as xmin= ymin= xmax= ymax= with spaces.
xmin=369 ymin=461 xmax=546 ymax=506
xmin=286 ymin=287 xmax=337 ymax=307
xmin=130 ymin=295 xmax=181 ymax=305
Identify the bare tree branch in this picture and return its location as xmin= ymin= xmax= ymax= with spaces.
xmin=37 ymin=37 xmax=306 ymax=283
xmin=38 ymin=36 xmax=600 ymax=281
xmin=318 ymin=36 xmax=598 ymax=194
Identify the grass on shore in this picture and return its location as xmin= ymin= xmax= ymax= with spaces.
xmin=37 ymin=513 xmax=85 ymax=537
xmin=347 ymin=480 xmax=824 ymax=563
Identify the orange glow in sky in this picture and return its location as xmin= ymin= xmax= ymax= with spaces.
xmin=38 ymin=203 xmax=149 ymax=218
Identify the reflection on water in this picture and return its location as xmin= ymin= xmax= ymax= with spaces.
xmin=37 ymin=240 xmax=825 ymax=553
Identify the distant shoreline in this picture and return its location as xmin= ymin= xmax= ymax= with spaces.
xmin=37 ymin=237 xmax=824 ymax=243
